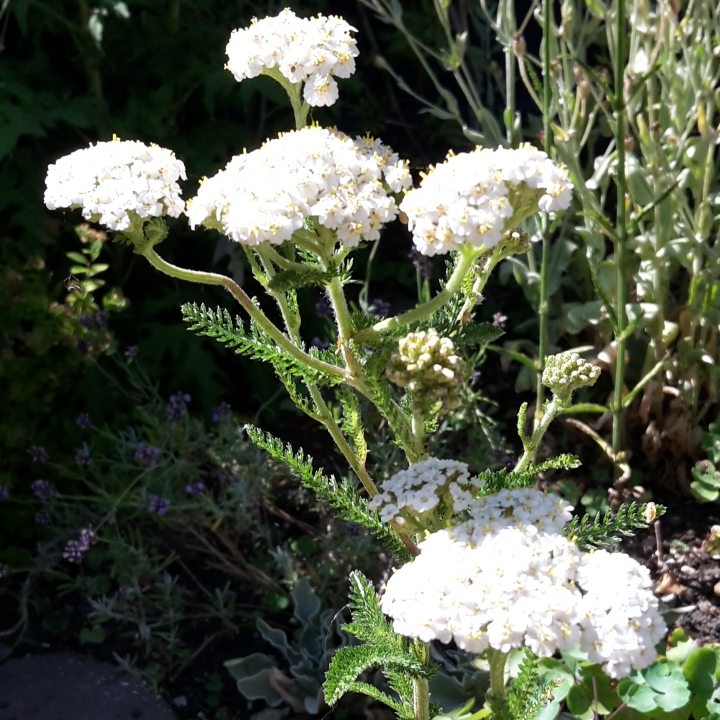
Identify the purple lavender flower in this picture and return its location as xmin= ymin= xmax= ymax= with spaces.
xmin=147 ymin=495 xmax=171 ymax=516
xmin=78 ymin=313 xmax=94 ymax=330
xmin=35 ymin=512 xmax=49 ymax=525
xmin=76 ymin=413 xmax=93 ymax=430
xmin=63 ymin=526 xmax=97 ymax=563
xmin=94 ymin=310 xmax=109 ymax=329
xmin=31 ymin=480 xmax=57 ymax=501
xmin=166 ymin=391 xmax=191 ymax=422
xmin=211 ymin=402 xmax=232 ymax=425
xmin=124 ymin=345 xmax=138 ymax=359
xmin=29 ymin=446 xmax=49 ymax=464
xmin=134 ymin=442 xmax=161 ymax=467
xmin=185 ymin=482 xmax=205 ymax=497
xmin=0 ymin=487 xmax=8 ymax=501
xmin=76 ymin=443 xmax=91 ymax=467
xmin=315 ymin=298 xmax=333 ymax=318
xmin=492 ymin=312 xmax=508 ymax=329
xmin=77 ymin=339 xmax=90 ymax=355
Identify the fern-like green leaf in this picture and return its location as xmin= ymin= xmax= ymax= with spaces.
xmin=565 ymin=502 xmax=666 ymax=551
xmin=508 ymin=650 xmax=550 ymax=720
xmin=338 ymin=388 xmax=367 ymax=464
xmin=325 ymin=572 xmax=435 ymax=713
xmin=244 ymin=426 xmax=411 ymax=561
xmin=268 ymin=267 xmax=337 ymax=292
xmin=530 ymin=454 xmax=581 ymax=473
xmin=181 ymin=303 xmax=343 ymax=387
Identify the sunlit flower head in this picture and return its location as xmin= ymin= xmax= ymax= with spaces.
xmin=186 ymin=126 xmax=411 ymax=248
xmin=226 ymin=9 xmax=358 ymax=107
xmin=44 ymin=139 xmax=186 ymax=233
xmin=380 ymin=488 xmax=665 ymax=679
xmin=399 ymin=144 xmax=572 ymax=256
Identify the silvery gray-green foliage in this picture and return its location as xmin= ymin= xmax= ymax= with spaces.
xmin=225 ymin=578 xmax=348 ymax=715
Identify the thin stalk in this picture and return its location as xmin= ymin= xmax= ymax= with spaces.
xmin=612 ymin=0 xmax=629 ymax=471
xmin=326 ymin=275 xmax=364 ymax=379
xmin=504 ymin=0 xmax=517 ymax=145
xmin=514 ymin=397 xmax=565 ymax=473
xmin=352 ymin=245 xmax=483 ymax=343
xmin=412 ymin=641 xmax=430 ymax=720
xmin=141 ymin=247 xmax=347 ymax=383
xmin=535 ymin=0 xmax=554 ymax=428
xmin=306 ymin=384 xmax=378 ymax=497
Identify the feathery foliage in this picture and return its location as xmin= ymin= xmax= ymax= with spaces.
xmin=181 ymin=303 xmax=344 ymax=386
xmin=268 ymin=266 xmax=338 ymax=292
xmin=507 ymin=651 xmax=552 ymax=720
xmin=244 ymin=426 xmax=411 ymax=561
xmin=565 ymin=502 xmax=666 ymax=551
xmin=324 ymin=572 xmax=435 ymax=715
xmin=530 ymin=454 xmax=582 ymax=473
xmin=338 ymin=387 xmax=368 ymax=464
xmin=474 ymin=467 xmax=537 ymax=495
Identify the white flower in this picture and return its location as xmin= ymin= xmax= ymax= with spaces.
xmin=186 ymin=126 xmax=411 ymax=248
xmin=380 ymin=488 xmax=666 ymax=679
xmin=226 ymin=9 xmax=358 ymax=107
xmin=368 ymin=457 xmax=478 ymax=531
xmin=400 ymin=144 xmax=573 ymax=256
xmin=44 ymin=139 xmax=186 ymax=232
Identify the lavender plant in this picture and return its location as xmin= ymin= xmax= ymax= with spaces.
xmin=42 ymin=8 xmax=667 ymax=720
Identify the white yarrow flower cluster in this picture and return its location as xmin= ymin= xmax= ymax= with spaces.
xmin=380 ymin=488 xmax=666 ymax=679
xmin=44 ymin=139 xmax=186 ymax=232
xmin=368 ymin=458 xmax=479 ymax=532
xmin=400 ymin=144 xmax=573 ymax=256
xmin=226 ymin=9 xmax=358 ymax=107
xmin=186 ymin=126 xmax=411 ymax=248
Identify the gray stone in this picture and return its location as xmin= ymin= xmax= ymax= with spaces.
xmin=0 ymin=651 xmax=178 ymax=720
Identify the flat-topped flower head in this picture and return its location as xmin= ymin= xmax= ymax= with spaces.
xmin=385 ymin=329 xmax=466 ymax=413
xmin=380 ymin=488 xmax=666 ymax=679
xmin=542 ymin=351 xmax=601 ymax=400
xmin=226 ymin=9 xmax=358 ymax=107
xmin=368 ymin=457 xmax=478 ymax=533
xmin=186 ymin=126 xmax=411 ymax=248
xmin=44 ymin=139 xmax=186 ymax=232
xmin=399 ymin=144 xmax=572 ymax=256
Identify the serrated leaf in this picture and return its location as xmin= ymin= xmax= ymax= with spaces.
xmin=268 ymin=267 xmax=335 ymax=292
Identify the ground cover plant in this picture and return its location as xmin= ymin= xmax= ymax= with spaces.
xmin=2 ymin=0 xmax=720 ymax=719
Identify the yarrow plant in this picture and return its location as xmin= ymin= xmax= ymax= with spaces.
xmin=43 ymin=8 xmax=666 ymax=720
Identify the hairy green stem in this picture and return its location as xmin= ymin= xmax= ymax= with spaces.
xmin=141 ymin=247 xmax=347 ymax=383
xmin=486 ymin=649 xmax=509 ymax=714
xmin=612 ymin=0 xmax=628 ymax=473
xmin=353 ymin=245 xmax=483 ymax=344
xmin=413 ymin=641 xmax=430 ymax=720
xmin=514 ymin=397 xmax=564 ymax=473
xmin=535 ymin=0 xmax=554 ymax=429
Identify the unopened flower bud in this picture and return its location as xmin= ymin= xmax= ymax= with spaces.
xmin=579 ymin=80 xmax=590 ymax=100
xmin=624 ymin=135 xmax=635 ymax=152
xmin=573 ymin=64 xmax=584 ymax=82
xmin=513 ymin=33 xmax=526 ymax=57
xmin=386 ymin=329 xmax=466 ymax=413
xmin=542 ymin=351 xmax=601 ymax=399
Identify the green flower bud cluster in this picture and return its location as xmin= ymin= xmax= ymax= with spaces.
xmin=541 ymin=351 xmax=601 ymax=400
xmin=386 ymin=329 xmax=465 ymax=413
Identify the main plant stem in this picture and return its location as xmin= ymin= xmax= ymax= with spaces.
xmin=141 ymin=247 xmax=346 ymax=383
xmin=535 ymin=0 xmax=554 ymax=429
xmin=413 ymin=641 xmax=430 ymax=720
xmin=612 ymin=0 xmax=628 ymax=470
